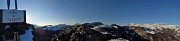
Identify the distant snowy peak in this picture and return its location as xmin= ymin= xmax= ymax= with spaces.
xmin=128 ymin=23 xmax=180 ymax=29
xmin=42 ymin=24 xmax=69 ymax=31
xmin=129 ymin=23 xmax=179 ymax=26
xmin=129 ymin=23 xmax=180 ymax=35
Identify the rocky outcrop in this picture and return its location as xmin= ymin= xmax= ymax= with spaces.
xmin=51 ymin=22 xmax=147 ymax=41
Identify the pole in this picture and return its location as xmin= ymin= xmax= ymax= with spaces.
xmin=7 ymin=0 xmax=10 ymax=10
xmin=15 ymin=0 xmax=18 ymax=10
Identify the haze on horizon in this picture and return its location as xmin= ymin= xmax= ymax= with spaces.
xmin=1 ymin=0 xmax=180 ymax=26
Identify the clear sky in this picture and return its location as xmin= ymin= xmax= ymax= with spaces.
xmin=0 ymin=0 xmax=180 ymax=26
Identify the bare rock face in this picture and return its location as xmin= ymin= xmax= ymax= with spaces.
xmin=134 ymin=27 xmax=146 ymax=36
xmin=51 ymin=22 xmax=147 ymax=41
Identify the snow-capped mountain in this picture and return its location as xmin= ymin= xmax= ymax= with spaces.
xmin=52 ymin=22 xmax=146 ymax=41
xmin=128 ymin=23 xmax=180 ymax=30
xmin=128 ymin=23 xmax=180 ymax=34
xmin=41 ymin=24 xmax=70 ymax=31
xmin=128 ymin=23 xmax=180 ymax=41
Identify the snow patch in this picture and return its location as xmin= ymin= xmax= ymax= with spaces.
xmin=101 ymin=32 xmax=109 ymax=34
xmin=90 ymin=25 xmax=112 ymax=34
xmin=20 ymin=27 xmax=33 ymax=41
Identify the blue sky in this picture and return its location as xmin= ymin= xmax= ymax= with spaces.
xmin=0 ymin=0 xmax=180 ymax=26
